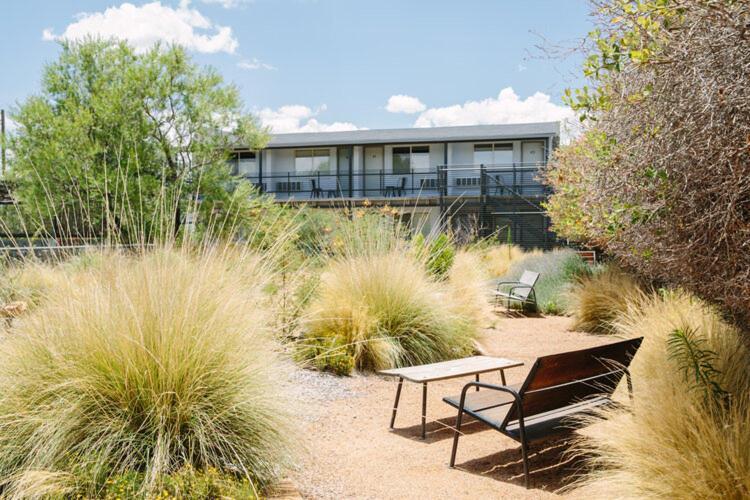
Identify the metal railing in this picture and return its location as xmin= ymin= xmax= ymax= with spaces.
xmin=243 ymin=163 xmax=548 ymax=201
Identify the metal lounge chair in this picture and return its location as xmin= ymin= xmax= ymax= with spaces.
xmin=444 ymin=337 xmax=643 ymax=488
xmin=495 ymin=270 xmax=539 ymax=312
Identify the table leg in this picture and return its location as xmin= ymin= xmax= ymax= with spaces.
xmin=421 ymin=382 xmax=427 ymax=440
xmin=500 ymin=369 xmax=507 ymax=386
xmin=475 ymin=373 xmax=480 ymax=391
xmin=389 ymin=377 xmax=403 ymax=429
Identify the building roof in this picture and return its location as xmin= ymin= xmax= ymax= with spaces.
xmin=265 ymin=122 xmax=560 ymax=149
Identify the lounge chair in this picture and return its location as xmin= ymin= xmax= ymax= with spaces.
xmin=494 ymin=270 xmax=539 ymax=312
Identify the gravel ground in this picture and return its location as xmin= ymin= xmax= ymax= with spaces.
xmin=286 ymin=315 xmax=613 ymax=499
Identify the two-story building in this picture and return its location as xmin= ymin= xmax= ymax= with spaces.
xmin=228 ymin=121 xmax=559 ymax=248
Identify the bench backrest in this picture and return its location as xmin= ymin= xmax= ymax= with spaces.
xmin=513 ymin=270 xmax=540 ymax=300
xmin=502 ymin=337 xmax=643 ymax=427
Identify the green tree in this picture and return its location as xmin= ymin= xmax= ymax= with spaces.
xmin=8 ymin=39 xmax=268 ymax=243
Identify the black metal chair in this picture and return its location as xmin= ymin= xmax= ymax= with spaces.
xmin=310 ymin=179 xmax=323 ymax=198
xmin=444 ymin=337 xmax=643 ymax=488
xmin=385 ymin=177 xmax=407 ymax=197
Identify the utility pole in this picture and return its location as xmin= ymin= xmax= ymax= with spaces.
xmin=1 ymin=109 xmax=5 ymax=176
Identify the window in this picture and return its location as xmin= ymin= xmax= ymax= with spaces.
xmin=392 ymin=145 xmax=430 ymax=174
xmin=228 ymin=151 xmax=257 ymax=177
xmin=473 ymin=143 xmax=513 ymax=166
xmin=295 ymin=149 xmax=330 ymax=174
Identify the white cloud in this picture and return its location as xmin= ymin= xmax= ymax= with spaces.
xmin=200 ymin=0 xmax=250 ymax=8
xmin=413 ymin=87 xmax=579 ymax=142
xmin=237 ymin=58 xmax=275 ymax=70
xmin=41 ymin=2 xmax=238 ymax=54
xmin=257 ymin=105 xmax=362 ymax=133
xmin=385 ymin=94 xmax=426 ymax=114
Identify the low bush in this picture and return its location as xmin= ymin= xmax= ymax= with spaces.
xmin=0 ymin=247 xmax=293 ymax=497
xmin=501 ymin=249 xmax=590 ymax=314
xmin=303 ymin=250 xmax=480 ymax=372
xmin=568 ymin=267 xmax=644 ymax=333
xmin=573 ymin=291 xmax=750 ymax=498
xmin=475 ymin=244 xmax=527 ymax=278
xmin=413 ymin=232 xmax=455 ymax=279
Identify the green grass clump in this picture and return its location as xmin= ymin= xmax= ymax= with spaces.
xmin=0 ymin=247 xmax=293 ymax=498
xmin=501 ymin=248 xmax=591 ymax=314
xmin=303 ymin=250 xmax=481 ymax=372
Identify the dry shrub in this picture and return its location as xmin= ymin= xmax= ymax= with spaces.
xmin=478 ymin=244 xmax=527 ymax=278
xmin=545 ymin=0 xmax=750 ymax=326
xmin=304 ymin=250 xmax=481 ymax=372
xmin=568 ymin=267 xmax=644 ymax=333
xmin=447 ymin=250 xmax=495 ymax=331
xmin=572 ymin=291 xmax=750 ymax=498
xmin=0 ymin=247 xmax=293 ymax=498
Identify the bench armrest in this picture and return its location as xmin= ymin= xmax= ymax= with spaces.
xmin=457 ymin=381 xmax=522 ymax=412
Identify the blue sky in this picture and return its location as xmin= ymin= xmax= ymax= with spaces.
xmin=1 ymin=0 xmax=593 ymax=133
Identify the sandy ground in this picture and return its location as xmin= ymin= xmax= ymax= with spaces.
xmin=285 ymin=315 xmax=612 ymax=500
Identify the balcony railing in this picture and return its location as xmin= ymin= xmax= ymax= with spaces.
xmin=243 ymin=163 xmax=548 ymax=201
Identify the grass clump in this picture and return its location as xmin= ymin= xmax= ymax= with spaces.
xmin=568 ymin=267 xmax=644 ymax=333
xmin=572 ymin=290 xmax=750 ymax=498
xmin=303 ymin=250 xmax=481 ymax=372
xmin=476 ymin=244 xmax=528 ymax=278
xmin=501 ymin=248 xmax=590 ymax=314
xmin=0 ymin=247 xmax=293 ymax=498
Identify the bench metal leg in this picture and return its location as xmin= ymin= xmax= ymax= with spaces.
xmin=475 ymin=373 xmax=480 ymax=391
xmin=520 ymin=436 xmax=530 ymax=488
xmin=421 ymin=382 xmax=428 ymax=440
xmin=389 ymin=377 xmax=403 ymax=429
xmin=449 ymin=406 xmax=463 ymax=467
xmin=500 ymin=369 xmax=507 ymax=386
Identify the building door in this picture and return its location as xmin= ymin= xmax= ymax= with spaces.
xmin=364 ymin=146 xmax=383 ymax=196
xmin=337 ymin=147 xmax=352 ymax=196
xmin=521 ymin=141 xmax=545 ymax=194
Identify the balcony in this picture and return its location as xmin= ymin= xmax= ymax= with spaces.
xmin=244 ymin=163 xmax=549 ymax=202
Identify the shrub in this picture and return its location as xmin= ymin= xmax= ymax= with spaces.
xmin=303 ymin=250 xmax=480 ymax=372
xmin=501 ymin=249 xmax=590 ymax=314
xmin=572 ymin=291 xmax=750 ymax=498
xmin=544 ymin=0 xmax=750 ymax=326
xmin=568 ymin=267 xmax=644 ymax=334
xmin=413 ymin=233 xmax=455 ymax=279
xmin=475 ymin=244 xmax=527 ymax=278
xmin=0 ymin=248 xmax=293 ymax=497
xmin=447 ymin=250 xmax=494 ymax=331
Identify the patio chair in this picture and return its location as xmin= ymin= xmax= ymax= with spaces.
xmin=494 ymin=270 xmax=539 ymax=312
xmin=385 ymin=177 xmax=406 ymax=197
xmin=310 ymin=179 xmax=323 ymax=198
xmin=444 ymin=337 xmax=643 ymax=488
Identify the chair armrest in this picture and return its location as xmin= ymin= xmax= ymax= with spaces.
xmin=456 ymin=381 xmax=522 ymax=414
xmin=496 ymin=280 xmax=522 ymax=291
xmin=509 ymin=285 xmax=533 ymax=297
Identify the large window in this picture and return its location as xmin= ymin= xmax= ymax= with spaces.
xmin=228 ymin=151 xmax=257 ymax=177
xmin=393 ymin=145 xmax=430 ymax=174
xmin=295 ymin=149 xmax=331 ymax=174
xmin=473 ymin=143 xmax=513 ymax=166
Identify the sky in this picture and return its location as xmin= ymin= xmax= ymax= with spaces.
xmin=0 ymin=0 xmax=594 ymax=135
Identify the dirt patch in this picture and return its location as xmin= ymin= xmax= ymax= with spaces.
xmin=287 ymin=315 xmax=612 ymax=499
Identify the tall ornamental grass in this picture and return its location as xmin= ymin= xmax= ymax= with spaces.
xmin=304 ymin=249 xmax=483 ymax=372
xmin=476 ymin=244 xmax=529 ymax=278
xmin=0 ymin=247 xmax=293 ymax=498
xmin=568 ymin=267 xmax=644 ymax=333
xmin=572 ymin=291 xmax=750 ymax=498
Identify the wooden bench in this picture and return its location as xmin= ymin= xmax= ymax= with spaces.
xmin=443 ymin=337 xmax=643 ymax=488
xmin=494 ymin=270 xmax=540 ymax=312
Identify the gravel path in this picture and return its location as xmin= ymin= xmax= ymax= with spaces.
xmin=286 ymin=315 xmax=612 ymax=499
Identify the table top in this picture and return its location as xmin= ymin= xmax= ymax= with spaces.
xmin=378 ymin=355 xmax=523 ymax=383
